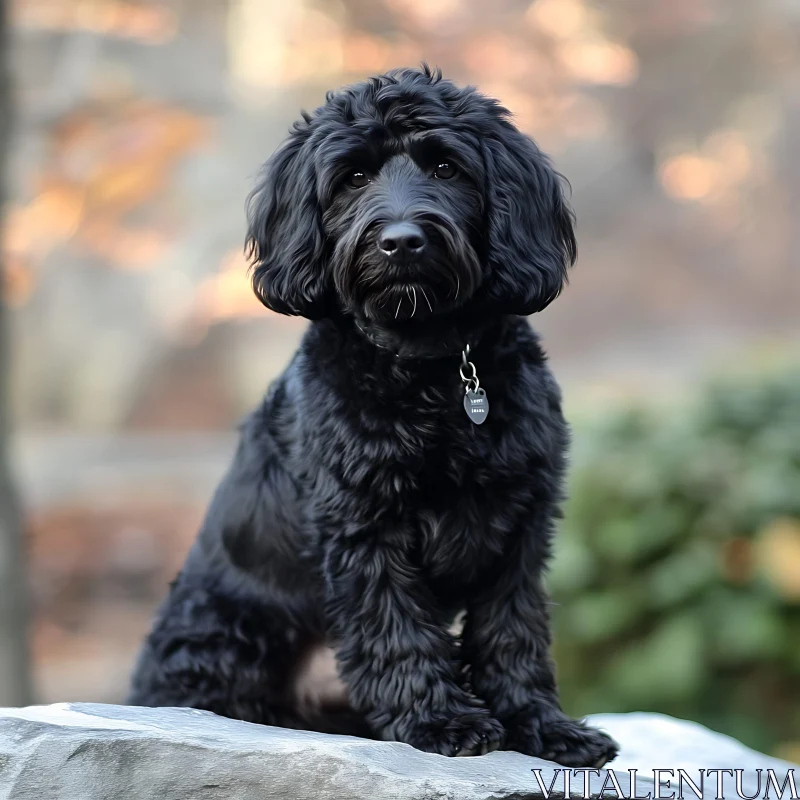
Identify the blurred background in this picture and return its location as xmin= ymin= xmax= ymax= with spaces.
xmin=0 ymin=0 xmax=798 ymax=761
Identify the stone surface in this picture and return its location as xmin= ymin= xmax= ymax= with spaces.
xmin=0 ymin=703 xmax=796 ymax=800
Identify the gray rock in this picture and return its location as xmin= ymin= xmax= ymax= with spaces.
xmin=0 ymin=703 xmax=796 ymax=800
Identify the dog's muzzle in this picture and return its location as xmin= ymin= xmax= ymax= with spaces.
xmin=333 ymin=207 xmax=482 ymax=322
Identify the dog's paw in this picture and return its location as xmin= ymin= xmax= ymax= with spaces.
xmin=403 ymin=710 xmax=506 ymax=757
xmin=507 ymin=712 xmax=618 ymax=767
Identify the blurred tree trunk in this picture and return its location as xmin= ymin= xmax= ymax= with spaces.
xmin=0 ymin=0 xmax=33 ymax=707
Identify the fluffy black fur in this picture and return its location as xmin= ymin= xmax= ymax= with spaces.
xmin=129 ymin=66 xmax=618 ymax=767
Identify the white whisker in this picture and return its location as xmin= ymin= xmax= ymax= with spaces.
xmin=420 ymin=286 xmax=433 ymax=313
xmin=410 ymin=287 xmax=418 ymax=318
xmin=455 ymin=275 xmax=461 ymax=300
xmin=395 ymin=296 xmax=403 ymax=319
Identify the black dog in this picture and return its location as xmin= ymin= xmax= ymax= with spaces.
xmin=129 ymin=66 xmax=618 ymax=767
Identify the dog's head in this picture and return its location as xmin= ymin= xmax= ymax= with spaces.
xmin=246 ymin=66 xmax=576 ymax=323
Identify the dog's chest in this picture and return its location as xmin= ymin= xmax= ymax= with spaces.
xmin=306 ymin=337 xmax=544 ymax=582
xmin=339 ymin=369 xmax=496 ymax=488
xmin=414 ymin=502 xmax=505 ymax=590
xmin=409 ymin=435 xmax=514 ymax=587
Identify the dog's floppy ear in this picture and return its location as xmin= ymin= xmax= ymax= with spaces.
xmin=246 ymin=124 xmax=329 ymax=319
xmin=482 ymin=124 xmax=576 ymax=315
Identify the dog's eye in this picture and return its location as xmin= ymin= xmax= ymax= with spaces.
xmin=433 ymin=162 xmax=457 ymax=179
xmin=347 ymin=171 xmax=371 ymax=189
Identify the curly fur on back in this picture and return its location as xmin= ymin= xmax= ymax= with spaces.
xmin=128 ymin=66 xmax=618 ymax=766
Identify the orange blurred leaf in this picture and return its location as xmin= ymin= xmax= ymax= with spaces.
xmin=756 ymin=518 xmax=800 ymax=602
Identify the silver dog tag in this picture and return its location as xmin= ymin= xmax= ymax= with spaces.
xmin=464 ymin=388 xmax=489 ymax=424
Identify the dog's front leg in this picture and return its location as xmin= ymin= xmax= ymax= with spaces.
xmin=462 ymin=515 xmax=619 ymax=767
xmin=324 ymin=534 xmax=505 ymax=756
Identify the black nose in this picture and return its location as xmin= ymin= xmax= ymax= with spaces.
xmin=378 ymin=222 xmax=427 ymax=258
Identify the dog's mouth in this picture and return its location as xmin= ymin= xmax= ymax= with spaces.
xmin=357 ymin=269 xmax=466 ymax=322
xmin=384 ymin=282 xmax=437 ymax=321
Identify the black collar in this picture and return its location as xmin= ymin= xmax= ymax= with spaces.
xmin=350 ymin=313 xmax=498 ymax=360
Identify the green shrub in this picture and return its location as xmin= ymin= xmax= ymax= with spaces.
xmin=552 ymin=367 xmax=800 ymax=757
